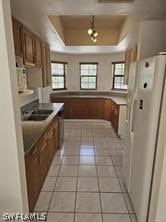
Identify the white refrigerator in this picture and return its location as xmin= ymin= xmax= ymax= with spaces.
xmin=123 ymin=61 xmax=139 ymax=191
xmin=127 ymin=54 xmax=166 ymax=222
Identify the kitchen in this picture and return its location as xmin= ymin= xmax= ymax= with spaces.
xmin=0 ymin=0 xmax=166 ymax=222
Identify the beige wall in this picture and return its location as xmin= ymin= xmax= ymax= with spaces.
xmin=51 ymin=52 xmax=125 ymax=91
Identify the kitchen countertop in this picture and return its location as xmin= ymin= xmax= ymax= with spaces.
xmin=50 ymin=92 xmax=127 ymax=106
xmin=22 ymin=103 xmax=64 ymax=155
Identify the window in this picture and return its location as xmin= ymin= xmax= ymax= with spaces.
xmin=51 ymin=61 xmax=67 ymax=90
xmin=112 ymin=62 xmax=127 ymax=90
xmin=80 ymin=63 xmax=98 ymax=89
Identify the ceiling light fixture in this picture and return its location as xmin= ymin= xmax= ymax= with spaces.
xmin=88 ymin=16 xmax=98 ymax=43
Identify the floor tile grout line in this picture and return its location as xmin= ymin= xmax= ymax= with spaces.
xmin=46 ymin=157 xmax=63 ymax=215
xmin=36 ymin=209 xmax=134 ymax=215
xmin=113 ymin=159 xmax=133 ymax=222
xmin=43 ymin=190 xmax=127 ymax=194
xmin=73 ymin=143 xmax=80 ymax=222
xmin=93 ymin=135 xmax=104 ymax=222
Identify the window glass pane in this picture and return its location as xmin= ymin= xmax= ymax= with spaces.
xmin=81 ymin=69 xmax=89 ymax=76
xmin=115 ymin=68 xmax=124 ymax=76
xmin=88 ymin=77 xmax=96 ymax=82
xmin=114 ymin=82 xmax=121 ymax=89
xmin=112 ymin=62 xmax=127 ymax=90
xmin=52 ymin=82 xmax=59 ymax=89
xmin=51 ymin=62 xmax=66 ymax=89
xmin=81 ymin=76 xmax=89 ymax=83
xmin=115 ymin=63 xmax=124 ymax=69
xmin=88 ymin=82 xmax=96 ymax=89
xmin=115 ymin=77 xmax=124 ymax=83
xmin=80 ymin=64 xmax=97 ymax=89
xmin=80 ymin=64 xmax=97 ymax=76
xmin=81 ymin=76 xmax=96 ymax=89
xmin=58 ymin=83 xmax=64 ymax=88
xmin=81 ymin=83 xmax=88 ymax=89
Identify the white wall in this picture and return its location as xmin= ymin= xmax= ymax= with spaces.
xmin=51 ymin=52 xmax=125 ymax=91
xmin=137 ymin=20 xmax=166 ymax=60
xmin=0 ymin=0 xmax=28 ymax=213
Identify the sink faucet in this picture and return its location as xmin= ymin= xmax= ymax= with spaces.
xmin=21 ymin=110 xmax=33 ymax=120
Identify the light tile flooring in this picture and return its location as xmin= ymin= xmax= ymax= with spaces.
xmin=34 ymin=120 xmax=137 ymax=222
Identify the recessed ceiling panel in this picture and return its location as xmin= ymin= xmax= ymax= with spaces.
xmin=48 ymin=15 xmax=127 ymax=46
xmin=98 ymin=0 xmax=134 ymax=3
xmin=60 ymin=15 xmax=126 ymax=29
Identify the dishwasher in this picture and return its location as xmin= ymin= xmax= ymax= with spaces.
xmin=57 ymin=107 xmax=64 ymax=148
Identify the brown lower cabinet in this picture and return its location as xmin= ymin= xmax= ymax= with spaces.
xmin=25 ymin=118 xmax=59 ymax=211
xmin=50 ymin=96 xmax=122 ymax=135
xmin=25 ymin=146 xmax=41 ymax=212
xmin=104 ymin=99 xmax=112 ymax=121
xmin=111 ymin=101 xmax=119 ymax=133
xmin=51 ymin=98 xmax=105 ymax=119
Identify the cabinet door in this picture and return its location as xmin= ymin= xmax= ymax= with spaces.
xmin=70 ymin=99 xmax=84 ymax=119
xmin=34 ymin=36 xmax=42 ymax=67
xmin=63 ymin=99 xmax=72 ymax=119
xmin=111 ymin=102 xmax=119 ymax=134
xmin=124 ymin=49 xmax=131 ymax=84
xmin=54 ymin=120 xmax=59 ymax=150
xmin=84 ymin=99 xmax=105 ymax=119
xmin=42 ymin=42 xmax=47 ymax=87
xmin=47 ymin=127 xmax=56 ymax=163
xmin=12 ymin=18 xmax=24 ymax=57
xmin=45 ymin=44 xmax=51 ymax=86
xmin=25 ymin=147 xmax=41 ymax=212
xmin=130 ymin=46 xmax=137 ymax=62
xmin=104 ymin=99 xmax=112 ymax=121
xmin=114 ymin=105 xmax=119 ymax=134
xmin=39 ymin=140 xmax=49 ymax=184
xmin=23 ymin=28 xmax=34 ymax=65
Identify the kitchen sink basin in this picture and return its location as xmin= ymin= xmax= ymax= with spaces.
xmin=31 ymin=109 xmax=53 ymax=115
xmin=23 ymin=114 xmax=49 ymax=121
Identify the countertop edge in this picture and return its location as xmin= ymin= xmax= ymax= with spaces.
xmin=22 ymin=103 xmax=64 ymax=156
xmin=50 ymin=94 xmax=127 ymax=106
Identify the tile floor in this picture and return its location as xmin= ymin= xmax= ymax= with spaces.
xmin=34 ymin=120 xmax=137 ymax=222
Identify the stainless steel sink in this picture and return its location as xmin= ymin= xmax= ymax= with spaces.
xmin=31 ymin=109 xmax=53 ymax=115
xmin=23 ymin=114 xmax=49 ymax=121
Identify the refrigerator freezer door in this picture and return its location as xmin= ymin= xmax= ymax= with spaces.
xmin=148 ymin=70 xmax=166 ymax=222
xmin=129 ymin=55 xmax=166 ymax=222
xmin=123 ymin=62 xmax=139 ymax=191
xmin=126 ymin=62 xmax=138 ymax=123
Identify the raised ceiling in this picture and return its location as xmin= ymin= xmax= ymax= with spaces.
xmin=48 ymin=15 xmax=127 ymax=46
xmin=10 ymin=0 xmax=166 ymax=54
xmin=60 ymin=16 xmax=126 ymax=29
xmin=98 ymin=0 xmax=134 ymax=2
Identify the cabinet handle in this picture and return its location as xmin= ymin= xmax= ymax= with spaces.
xmin=40 ymin=142 xmax=47 ymax=153
xmin=32 ymin=147 xmax=38 ymax=155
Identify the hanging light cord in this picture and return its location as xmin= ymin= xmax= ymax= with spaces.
xmin=88 ymin=15 xmax=98 ymax=43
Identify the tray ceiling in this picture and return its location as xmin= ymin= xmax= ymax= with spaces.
xmin=11 ymin=0 xmax=166 ymax=54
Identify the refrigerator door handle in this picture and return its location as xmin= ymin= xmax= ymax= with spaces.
xmin=131 ymin=99 xmax=137 ymax=132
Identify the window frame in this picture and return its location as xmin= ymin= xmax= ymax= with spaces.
xmin=80 ymin=62 xmax=98 ymax=90
xmin=112 ymin=61 xmax=126 ymax=90
xmin=51 ymin=61 xmax=67 ymax=90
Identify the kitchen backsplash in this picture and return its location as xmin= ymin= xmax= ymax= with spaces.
xmin=19 ymin=89 xmax=39 ymax=107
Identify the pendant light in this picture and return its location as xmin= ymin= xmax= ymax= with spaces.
xmin=88 ymin=16 xmax=98 ymax=43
